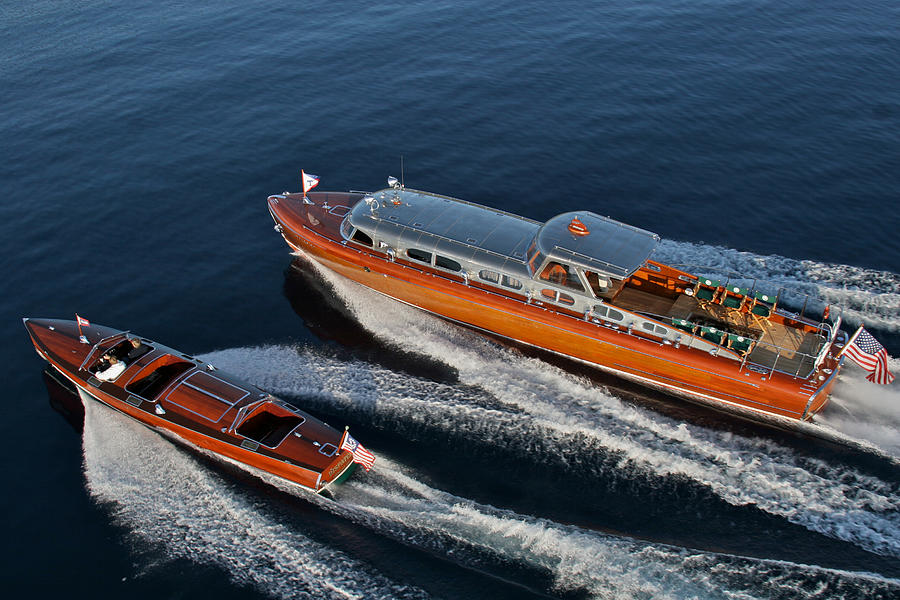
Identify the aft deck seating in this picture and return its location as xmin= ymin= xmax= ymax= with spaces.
xmin=721 ymin=285 xmax=748 ymax=309
xmin=751 ymin=291 xmax=775 ymax=317
xmin=700 ymin=326 xmax=726 ymax=345
xmin=694 ymin=278 xmax=720 ymax=302
xmin=672 ymin=318 xmax=695 ymax=334
xmin=727 ymin=333 xmax=752 ymax=353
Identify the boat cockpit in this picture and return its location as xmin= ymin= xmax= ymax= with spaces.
xmin=125 ymin=355 xmax=194 ymax=400
xmin=80 ymin=332 xmax=155 ymax=378
xmin=231 ymin=399 xmax=318 ymax=450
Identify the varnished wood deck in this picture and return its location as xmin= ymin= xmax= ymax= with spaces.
xmin=615 ymin=285 xmax=825 ymax=376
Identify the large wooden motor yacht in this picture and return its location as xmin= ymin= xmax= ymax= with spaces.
xmin=268 ymin=177 xmax=851 ymax=423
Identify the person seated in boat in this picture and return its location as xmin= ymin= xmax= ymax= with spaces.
xmin=96 ymin=354 xmax=126 ymax=381
xmin=123 ymin=336 xmax=149 ymax=362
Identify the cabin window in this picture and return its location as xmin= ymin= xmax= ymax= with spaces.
xmin=593 ymin=305 xmax=624 ymax=322
xmin=502 ymin=275 xmax=523 ymax=290
xmin=541 ymin=289 xmax=576 ymax=306
xmin=479 ymin=270 xmax=500 ymax=284
xmin=646 ymin=263 xmax=661 ymax=272
xmin=527 ymin=248 xmax=545 ymax=276
xmin=539 ymin=261 xmax=585 ymax=293
xmin=641 ymin=322 xmax=669 ymax=336
xmin=351 ymin=228 xmax=373 ymax=247
xmin=435 ymin=255 xmax=462 ymax=272
xmin=407 ymin=248 xmax=432 ymax=263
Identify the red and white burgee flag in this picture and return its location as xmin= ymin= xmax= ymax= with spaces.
xmin=842 ymin=326 xmax=895 ymax=385
xmin=301 ymin=170 xmax=320 ymax=195
xmin=340 ymin=432 xmax=375 ymax=471
xmin=76 ymin=314 xmax=90 ymax=328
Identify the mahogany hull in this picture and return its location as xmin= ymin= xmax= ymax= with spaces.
xmin=24 ymin=318 xmax=357 ymax=493
xmin=269 ymin=191 xmax=844 ymax=423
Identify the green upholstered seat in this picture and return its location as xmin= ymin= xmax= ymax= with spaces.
xmin=695 ymin=278 xmax=720 ymax=302
xmin=751 ymin=290 xmax=774 ymax=316
xmin=751 ymin=304 xmax=770 ymax=317
xmin=721 ymin=295 xmax=743 ymax=309
xmin=700 ymin=326 xmax=725 ymax=344
xmin=727 ymin=333 xmax=752 ymax=353
xmin=672 ymin=318 xmax=695 ymax=333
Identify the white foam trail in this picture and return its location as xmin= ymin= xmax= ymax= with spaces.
xmin=230 ymin=451 xmax=900 ymax=600
xmin=652 ymin=239 xmax=900 ymax=331
xmin=818 ymin=359 xmax=900 ymax=456
xmin=81 ymin=398 xmax=431 ymax=600
xmin=79 ymin=383 xmax=898 ymax=599
xmin=276 ymin=254 xmax=900 ymax=559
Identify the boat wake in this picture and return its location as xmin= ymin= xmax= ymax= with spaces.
xmin=653 ymin=239 xmax=900 ymax=332
xmin=81 ymin=388 xmax=899 ymax=600
xmin=315 ymin=458 xmax=896 ymax=600
xmin=285 ymin=252 xmax=900 ymax=561
xmin=81 ymin=399 xmax=430 ymax=600
xmin=654 ymin=238 xmax=900 ymax=456
xmin=817 ymin=356 xmax=900 ymax=457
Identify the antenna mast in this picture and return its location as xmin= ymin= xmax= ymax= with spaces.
xmin=400 ymin=155 xmax=404 ymax=189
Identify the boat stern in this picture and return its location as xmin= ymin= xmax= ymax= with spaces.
xmin=317 ymin=448 xmax=357 ymax=492
xmin=800 ymin=325 xmax=851 ymax=420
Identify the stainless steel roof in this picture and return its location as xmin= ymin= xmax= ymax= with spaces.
xmin=349 ymin=188 xmax=659 ymax=279
xmin=536 ymin=212 xmax=659 ymax=278
xmin=349 ymin=188 xmax=539 ymax=267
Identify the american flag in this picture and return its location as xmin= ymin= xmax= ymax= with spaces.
xmin=340 ymin=432 xmax=375 ymax=471
xmin=76 ymin=314 xmax=90 ymax=328
xmin=301 ymin=169 xmax=320 ymax=194
xmin=843 ymin=327 xmax=895 ymax=385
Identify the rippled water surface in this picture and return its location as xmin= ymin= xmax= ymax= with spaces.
xmin=3 ymin=1 xmax=899 ymax=598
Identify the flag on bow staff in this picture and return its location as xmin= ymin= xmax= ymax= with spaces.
xmin=842 ymin=326 xmax=895 ymax=385
xmin=301 ymin=170 xmax=320 ymax=195
xmin=76 ymin=314 xmax=90 ymax=344
xmin=340 ymin=431 xmax=375 ymax=471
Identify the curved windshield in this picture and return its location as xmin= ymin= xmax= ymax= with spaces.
xmin=538 ymin=261 xmax=585 ymax=292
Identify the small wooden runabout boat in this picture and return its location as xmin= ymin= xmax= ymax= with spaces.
xmin=266 ymin=175 xmax=871 ymax=424
xmin=24 ymin=317 xmax=370 ymax=493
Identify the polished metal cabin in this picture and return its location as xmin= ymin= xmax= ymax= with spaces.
xmin=343 ymin=187 xmax=659 ymax=312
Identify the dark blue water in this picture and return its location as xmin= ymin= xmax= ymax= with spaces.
xmin=3 ymin=1 xmax=900 ymax=598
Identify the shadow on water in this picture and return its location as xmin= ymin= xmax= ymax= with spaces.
xmin=278 ymin=256 xmax=900 ymax=579
xmin=283 ymin=256 xmax=460 ymax=385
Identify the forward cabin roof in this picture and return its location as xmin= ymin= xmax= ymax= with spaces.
xmin=536 ymin=212 xmax=660 ymax=279
xmin=348 ymin=187 xmax=659 ymax=279
xmin=348 ymin=188 xmax=540 ymax=271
